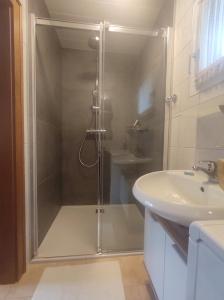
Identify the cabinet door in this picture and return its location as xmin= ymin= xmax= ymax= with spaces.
xmin=190 ymin=242 xmax=224 ymax=300
xmin=144 ymin=211 xmax=166 ymax=300
xmin=163 ymin=234 xmax=187 ymax=300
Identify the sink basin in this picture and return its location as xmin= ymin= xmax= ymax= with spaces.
xmin=133 ymin=170 xmax=224 ymax=226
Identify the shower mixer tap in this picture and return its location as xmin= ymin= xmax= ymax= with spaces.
xmin=86 ymin=129 xmax=107 ymax=134
xmin=78 ymin=34 xmax=100 ymax=168
xmin=92 ymin=105 xmax=101 ymax=112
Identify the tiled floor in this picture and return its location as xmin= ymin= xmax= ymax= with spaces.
xmin=38 ymin=205 xmax=144 ymax=257
xmin=0 ymin=256 xmax=155 ymax=300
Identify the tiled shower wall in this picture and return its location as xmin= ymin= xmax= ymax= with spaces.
xmin=135 ymin=0 xmax=174 ymax=172
xmin=61 ymin=49 xmax=137 ymax=205
xmin=29 ymin=0 xmax=62 ymax=244
xmin=61 ymin=49 xmax=98 ymax=205
xmin=168 ymin=0 xmax=224 ymax=169
xmin=103 ymin=52 xmax=136 ymax=150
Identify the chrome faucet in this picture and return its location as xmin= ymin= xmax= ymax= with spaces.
xmin=132 ymin=119 xmax=141 ymax=128
xmin=192 ymin=160 xmax=217 ymax=179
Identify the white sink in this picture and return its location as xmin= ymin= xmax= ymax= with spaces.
xmin=133 ymin=170 xmax=224 ymax=226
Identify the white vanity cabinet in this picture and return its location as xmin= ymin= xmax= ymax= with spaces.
xmin=187 ymin=221 xmax=224 ymax=300
xmin=144 ymin=209 xmax=187 ymax=300
xmin=163 ymin=234 xmax=187 ymax=300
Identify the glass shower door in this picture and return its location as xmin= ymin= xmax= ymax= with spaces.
xmin=100 ymin=27 xmax=167 ymax=252
xmin=33 ymin=17 xmax=167 ymax=257
xmin=34 ymin=18 xmax=103 ymax=258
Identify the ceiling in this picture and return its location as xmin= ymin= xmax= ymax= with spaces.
xmin=44 ymin=0 xmax=165 ymax=28
xmin=55 ymin=27 xmax=149 ymax=55
xmin=44 ymin=0 xmax=165 ymax=54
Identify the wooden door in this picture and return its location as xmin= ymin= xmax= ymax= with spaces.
xmin=0 ymin=0 xmax=26 ymax=283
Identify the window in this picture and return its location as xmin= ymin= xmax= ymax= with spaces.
xmin=193 ymin=0 xmax=224 ymax=90
xmin=138 ymin=79 xmax=153 ymax=115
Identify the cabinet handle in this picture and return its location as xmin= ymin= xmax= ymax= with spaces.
xmin=172 ymin=243 xmax=187 ymax=264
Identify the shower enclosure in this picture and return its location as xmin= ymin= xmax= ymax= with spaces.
xmin=31 ymin=16 xmax=169 ymax=259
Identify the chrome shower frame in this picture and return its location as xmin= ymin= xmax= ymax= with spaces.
xmin=30 ymin=14 xmax=171 ymax=262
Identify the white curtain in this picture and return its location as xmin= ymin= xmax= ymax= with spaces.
xmin=194 ymin=0 xmax=224 ymax=89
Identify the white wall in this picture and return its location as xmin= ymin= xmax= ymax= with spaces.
xmin=168 ymin=0 xmax=224 ymax=170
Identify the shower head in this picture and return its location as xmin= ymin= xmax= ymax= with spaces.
xmin=88 ymin=36 xmax=99 ymax=50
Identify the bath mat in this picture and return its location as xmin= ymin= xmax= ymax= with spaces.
xmin=32 ymin=261 xmax=126 ymax=300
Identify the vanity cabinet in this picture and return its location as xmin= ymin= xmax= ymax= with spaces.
xmin=163 ymin=234 xmax=187 ymax=300
xmin=144 ymin=210 xmax=187 ymax=300
xmin=187 ymin=221 xmax=224 ymax=300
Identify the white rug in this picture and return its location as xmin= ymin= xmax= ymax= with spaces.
xmin=32 ymin=261 xmax=126 ymax=300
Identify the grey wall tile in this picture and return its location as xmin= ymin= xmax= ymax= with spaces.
xmin=37 ymin=174 xmax=61 ymax=244
xmin=37 ymin=120 xmax=62 ymax=184
xmin=61 ymin=49 xmax=98 ymax=205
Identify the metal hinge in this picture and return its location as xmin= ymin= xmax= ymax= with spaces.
xmin=96 ymin=208 xmax=105 ymax=214
xmin=165 ymin=94 xmax=177 ymax=104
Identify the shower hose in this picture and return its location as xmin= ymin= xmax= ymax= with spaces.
xmin=78 ymin=114 xmax=99 ymax=168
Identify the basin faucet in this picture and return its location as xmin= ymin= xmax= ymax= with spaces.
xmin=192 ymin=161 xmax=217 ymax=179
xmin=132 ymin=119 xmax=141 ymax=128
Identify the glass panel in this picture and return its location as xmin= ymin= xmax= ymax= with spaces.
xmin=35 ymin=23 xmax=100 ymax=257
xmin=101 ymin=30 xmax=166 ymax=252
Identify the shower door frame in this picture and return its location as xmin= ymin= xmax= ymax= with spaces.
xmin=31 ymin=15 xmax=104 ymax=259
xmin=30 ymin=14 xmax=171 ymax=261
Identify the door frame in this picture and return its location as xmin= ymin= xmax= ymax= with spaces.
xmin=0 ymin=0 xmax=26 ymax=283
